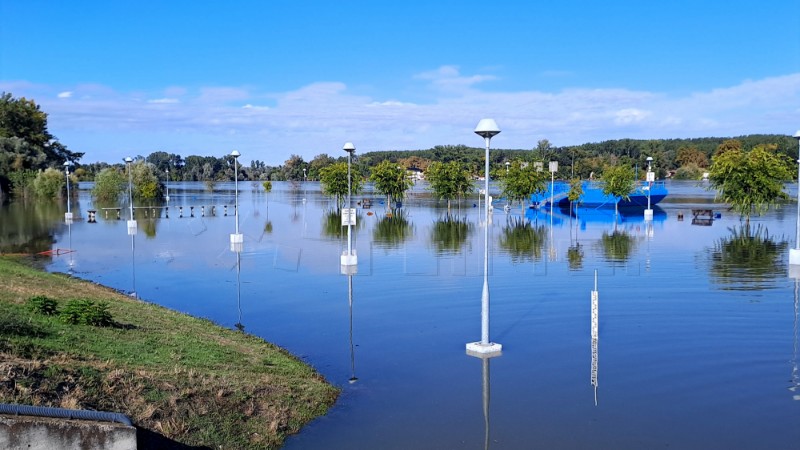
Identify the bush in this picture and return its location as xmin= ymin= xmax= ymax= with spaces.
xmin=32 ymin=168 xmax=66 ymax=198
xmin=92 ymin=168 xmax=126 ymax=202
xmin=27 ymin=295 xmax=59 ymax=315
xmin=59 ymin=299 xmax=113 ymax=327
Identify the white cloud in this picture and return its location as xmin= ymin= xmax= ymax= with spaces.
xmin=8 ymin=71 xmax=800 ymax=163
xmin=57 ymin=91 xmax=73 ymax=99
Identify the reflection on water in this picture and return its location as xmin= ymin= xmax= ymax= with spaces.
xmin=430 ymin=215 xmax=474 ymax=254
xmin=372 ymin=210 xmax=413 ymax=249
xmin=498 ymin=217 xmax=547 ymax=262
xmin=0 ymin=199 xmax=66 ymax=254
xmin=3 ymin=180 xmax=800 ymax=449
xmin=597 ymin=229 xmax=637 ymax=264
xmin=708 ymin=224 xmax=788 ymax=290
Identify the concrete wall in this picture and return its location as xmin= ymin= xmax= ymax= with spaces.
xmin=0 ymin=414 xmax=137 ymax=450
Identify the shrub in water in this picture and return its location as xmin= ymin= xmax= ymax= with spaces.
xmin=27 ymin=295 xmax=59 ymax=315
xmin=59 ymin=299 xmax=113 ymax=327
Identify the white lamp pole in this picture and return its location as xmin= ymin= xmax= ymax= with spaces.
xmin=549 ymin=161 xmax=558 ymax=216
xmin=467 ymin=119 xmax=502 ymax=356
xmin=165 ymin=168 xmax=170 ymax=202
xmin=644 ymin=156 xmax=654 ymax=221
xmin=124 ymin=157 xmax=136 ymax=235
xmin=791 ymin=131 xmax=800 ymax=265
xmin=341 ymin=142 xmax=357 ymax=267
xmin=230 ymin=150 xmax=243 ymax=252
xmin=63 ymin=162 xmax=72 ymax=223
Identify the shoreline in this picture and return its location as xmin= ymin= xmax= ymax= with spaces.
xmin=0 ymin=255 xmax=339 ymax=449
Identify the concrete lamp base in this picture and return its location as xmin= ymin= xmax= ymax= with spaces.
xmin=466 ymin=342 xmax=502 ymax=358
xmin=790 ymin=248 xmax=800 ymax=266
xmin=126 ymin=220 xmax=137 ymax=236
xmin=644 ymin=209 xmax=653 ymax=221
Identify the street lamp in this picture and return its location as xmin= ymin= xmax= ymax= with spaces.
xmin=63 ymin=161 xmax=73 ymax=223
xmin=230 ymin=150 xmax=243 ymax=252
xmin=341 ymin=142 xmax=357 ymax=268
xmin=165 ymin=168 xmax=170 ymax=202
xmin=549 ymin=161 xmax=558 ymax=216
xmin=124 ymin=157 xmax=136 ymax=235
xmin=467 ymin=118 xmax=502 ymax=357
xmin=791 ymin=131 xmax=800 ymax=265
xmin=644 ymin=156 xmax=654 ymax=221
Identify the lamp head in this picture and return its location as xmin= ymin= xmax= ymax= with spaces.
xmin=474 ymin=119 xmax=501 ymax=139
xmin=646 ymin=156 xmax=653 ymax=162
xmin=124 ymin=157 xmax=133 ymax=164
xmin=793 ymin=130 xmax=800 ymax=140
xmin=230 ymin=150 xmax=241 ymax=159
xmin=343 ymin=142 xmax=356 ymax=154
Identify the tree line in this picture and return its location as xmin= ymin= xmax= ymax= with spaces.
xmin=2 ymin=91 xmax=797 ymax=221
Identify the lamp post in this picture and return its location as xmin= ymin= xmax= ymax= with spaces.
xmin=230 ymin=150 xmax=243 ymax=252
xmin=124 ymin=157 xmax=136 ymax=235
xmin=467 ymin=118 xmax=502 ymax=356
xmin=549 ymin=161 xmax=558 ymax=216
xmin=165 ymin=168 xmax=170 ymax=202
xmin=644 ymin=156 xmax=654 ymax=221
xmin=791 ymin=131 xmax=800 ymax=265
xmin=341 ymin=142 xmax=357 ymax=268
xmin=63 ymin=162 xmax=73 ymax=223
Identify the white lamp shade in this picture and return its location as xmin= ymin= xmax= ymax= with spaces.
xmin=474 ymin=119 xmax=501 ymax=138
xmin=343 ymin=142 xmax=356 ymax=153
xmin=230 ymin=150 xmax=241 ymax=158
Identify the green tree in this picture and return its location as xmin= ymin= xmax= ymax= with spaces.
xmin=601 ymin=164 xmax=636 ymax=218
xmin=319 ymin=162 xmax=362 ymax=209
xmin=370 ymin=160 xmax=412 ymax=209
xmin=32 ymin=167 xmax=66 ymax=198
xmin=499 ymin=161 xmax=548 ymax=216
xmin=707 ymin=143 xmax=793 ymax=223
xmin=425 ymin=161 xmax=474 ymax=212
xmin=130 ymin=161 xmax=164 ymax=200
xmin=92 ymin=167 xmax=126 ymax=202
xmin=0 ymin=92 xmax=83 ymax=195
xmin=567 ymin=178 xmax=584 ymax=218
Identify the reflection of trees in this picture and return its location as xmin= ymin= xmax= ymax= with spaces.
xmin=431 ymin=215 xmax=473 ymax=254
xmin=498 ymin=217 xmax=547 ymax=262
xmin=597 ymin=230 xmax=636 ymax=264
xmin=567 ymin=243 xmax=584 ymax=270
xmin=373 ymin=209 xmax=413 ymax=248
xmin=0 ymin=199 xmax=63 ymax=253
xmin=709 ymin=224 xmax=787 ymax=291
xmin=322 ymin=209 xmax=343 ymax=238
xmin=322 ymin=209 xmax=364 ymax=239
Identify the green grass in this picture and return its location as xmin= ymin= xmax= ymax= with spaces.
xmin=0 ymin=256 xmax=339 ymax=449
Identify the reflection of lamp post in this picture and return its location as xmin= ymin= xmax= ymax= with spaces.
xmin=644 ymin=156 xmax=654 ymax=221
xmin=341 ymin=142 xmax=357 ymax=267
xmin=230 ymin=150 xmax=243 ymax=252
xmin=348 ymin=273 xmax=358 ymax=383
xmin=165 ymin=168 xmax=170 ymax=203
xmin=467 ymin=119 xmax=502 ymax=356
xmin=302 ymin=168 xmax=307 ymax=204
xmin=791 ymin=131 xmax=800 ymax=265
xmin=63 ymin=161 xmax=73 ymax=223
xmin=124 ymin=157 xmax=136 ymax=235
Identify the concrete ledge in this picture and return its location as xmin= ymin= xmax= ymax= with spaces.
xmin=0 ymin=414 xmax=136 ymax=450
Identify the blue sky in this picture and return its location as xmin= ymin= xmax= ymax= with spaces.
xmin=1 ymin=0 xmax=799 ymax=165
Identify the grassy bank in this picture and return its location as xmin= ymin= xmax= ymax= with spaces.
xmin=0 ymin=256 xmax=339 ymax=449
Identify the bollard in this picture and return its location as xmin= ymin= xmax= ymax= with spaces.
xmin=224 ymin=205 xmax=228 ymax=216
xmin=190 ymin=206 xmax=195 ymax=217
xmin=179 ymin=206 xmax=183 ymax=217
xmin=88 ymin=210 xmax=97 ymax=223
xmin=201 ymin=205 xmax=205 ymax=217
xmin=211 ymin=205 xmax=216 ymax=216
xmin=117 ymin=209 xmax=121 ymax=220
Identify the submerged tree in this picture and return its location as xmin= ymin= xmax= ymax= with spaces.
xmin=370 ymin=160 xmax=412 ymax=210
xmin=601 ymin=164 xmax=636 ymax=219
xmin=430 ymin=216 xmax=473 ymax=254
xmin=707 ymin=143 xmax=792 ymax=223
xmin=373 ymin=209 xmax=413 ymax=248
xmin=426 ymin=161 xmax=473 ymax=213
xmin=499 ymin=160 xmax=548 ymax=216
xmin=498 ymin=217 xmax=547 ymax=262
xmin=92 ymin=167 xmax=126 ymax=202
xmin=320 ymin=162 xmax=363 ymax=210
xmin=597 ymin=230 xmax=637 ymax=265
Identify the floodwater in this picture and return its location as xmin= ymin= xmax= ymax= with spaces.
xmin=3 ymin=180 xmax=800 ymax=449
